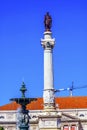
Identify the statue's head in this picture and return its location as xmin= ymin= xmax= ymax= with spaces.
xmin=46 ymin=12 xmax=49 ymax=16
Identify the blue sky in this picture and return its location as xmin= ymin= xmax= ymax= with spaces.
xmin=0 ymin=0 xmax=87 ymax=106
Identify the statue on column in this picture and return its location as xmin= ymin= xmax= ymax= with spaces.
xmin=44 ymin=12 xmax=52 ymax=31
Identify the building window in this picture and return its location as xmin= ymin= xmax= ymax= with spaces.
xmin=63 ymin=125 xmax=76 ymax=130
xmin=63 ymin=126 xmax=69 ymax=130
xmin=71 ymin=125 xmax=76 ymax=130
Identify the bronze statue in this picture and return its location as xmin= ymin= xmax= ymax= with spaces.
xmin=44 ymin=12 xmax=52 ymax=31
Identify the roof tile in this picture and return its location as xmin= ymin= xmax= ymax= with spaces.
xmin=0 ymin=97 xmax=87 ymax=110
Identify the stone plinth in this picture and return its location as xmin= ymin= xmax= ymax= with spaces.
xmin=39 ymin=111 xmax=61 ymax=130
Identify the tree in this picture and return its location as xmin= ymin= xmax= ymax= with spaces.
xmin=0 ymin=127 xmax=4 ymax=130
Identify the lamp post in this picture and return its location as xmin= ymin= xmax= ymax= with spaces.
xmin=10 ymin=82 xmax=37 ymax=130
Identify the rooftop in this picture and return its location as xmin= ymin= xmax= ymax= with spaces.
xmin=0 ymin=96 xmax=87 ymax=110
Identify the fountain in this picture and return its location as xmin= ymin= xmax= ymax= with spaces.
xmin=10 ymin=82 xmax=37 ymax=130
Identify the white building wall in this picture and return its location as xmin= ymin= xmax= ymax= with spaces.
xmin=0 ymin=109 xmax=87 ymax=130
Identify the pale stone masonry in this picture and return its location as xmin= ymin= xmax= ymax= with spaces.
xmin=41 ymin=31 xmax=55 ymax=110
xmin=1 ymin=109 xmax=87 ymax=130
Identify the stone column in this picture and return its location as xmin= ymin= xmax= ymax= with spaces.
xmin=41 ymin=31 xmax=55 ymax=110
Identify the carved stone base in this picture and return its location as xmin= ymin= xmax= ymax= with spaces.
xmin=39 ymin=112 xmax=61 ymax=130
xmin=44 ymin=103 xmax=55 ymax=111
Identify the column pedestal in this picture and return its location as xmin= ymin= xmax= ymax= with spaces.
xmin=39 ymin=113 xmax=61 ymax=130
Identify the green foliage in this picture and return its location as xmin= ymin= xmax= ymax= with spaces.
xmin=0 ymin=127 xmax=4 ymax=130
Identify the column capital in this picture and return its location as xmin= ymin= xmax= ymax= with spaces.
xmin=41 ymin=31 xmax=55 ymax=49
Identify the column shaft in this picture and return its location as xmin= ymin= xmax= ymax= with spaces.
xmin=44 ymin=49 xmax=54 ymax=90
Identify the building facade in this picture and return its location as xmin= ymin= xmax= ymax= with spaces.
xmin=0 ymin=97 xmax=87 ymax=130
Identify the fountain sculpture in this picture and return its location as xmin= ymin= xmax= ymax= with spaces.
xmin=10 ymin=82 xmax=37 ymax=130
